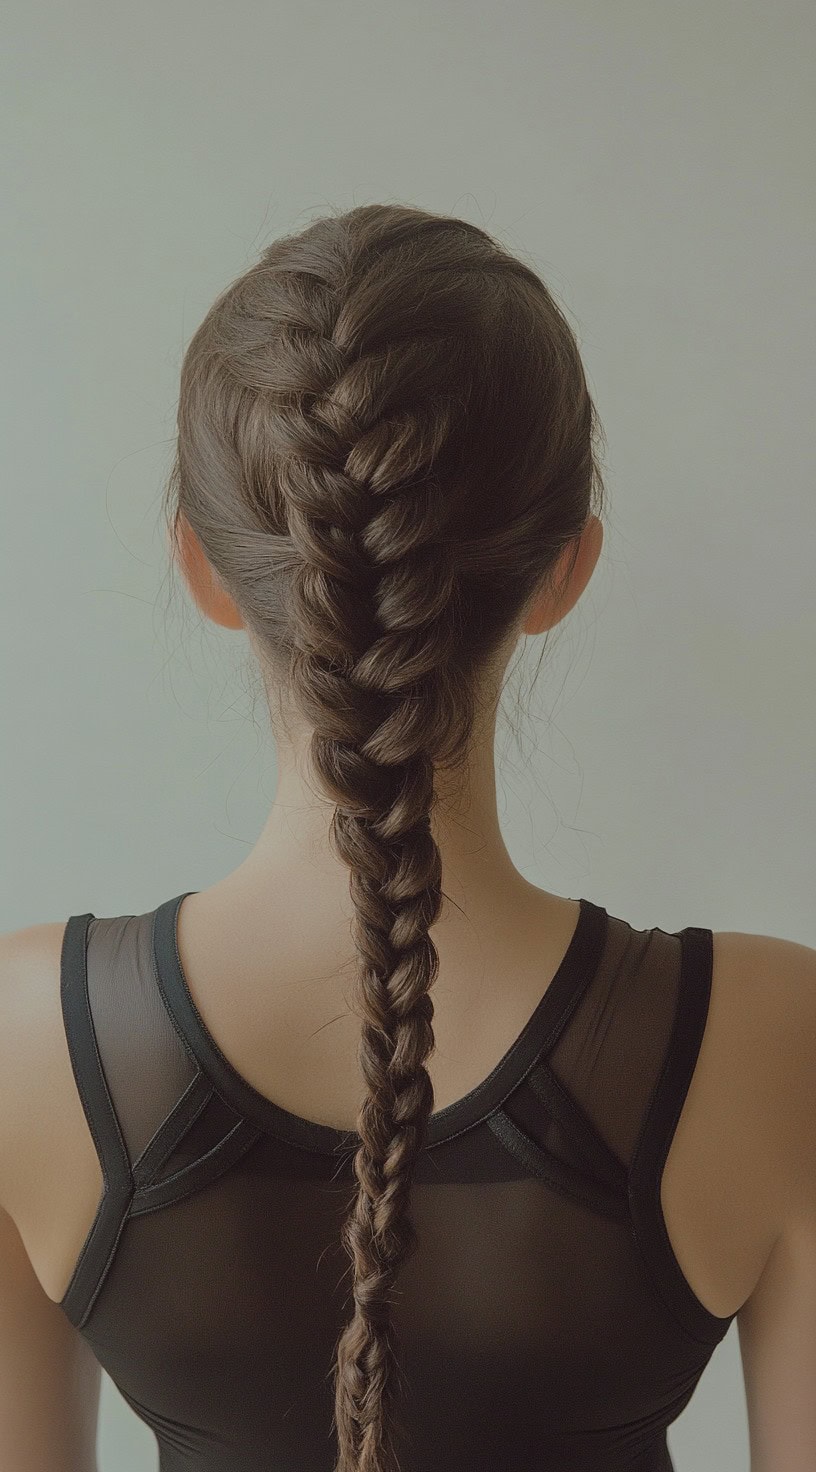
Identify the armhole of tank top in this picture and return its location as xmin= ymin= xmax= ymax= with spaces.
xmin=59 ymin=912 xmax=134 ymax=1329
xmin=628 ymin=923 xmax=735 ymax=1347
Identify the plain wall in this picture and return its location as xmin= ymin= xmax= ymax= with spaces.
xmin=2 ymin=2 xmax=814 ymax=1468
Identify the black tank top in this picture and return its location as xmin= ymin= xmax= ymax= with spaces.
xmin=58 ymin=892 xmax=736 ymax=1471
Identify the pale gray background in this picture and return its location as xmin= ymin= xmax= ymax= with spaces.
xmin=2 ymin=2 xmax=814 ymax=1468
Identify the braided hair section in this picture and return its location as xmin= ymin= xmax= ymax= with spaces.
xmin=272 ymin=278 xmax=479 ymax=1472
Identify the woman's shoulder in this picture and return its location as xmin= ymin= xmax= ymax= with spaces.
xmin=0 ymin=919 xmax=87 ymax=1228
xmin=709 ymin=926 xmax=816 ymax=1208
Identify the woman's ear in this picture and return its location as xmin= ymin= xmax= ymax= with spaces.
xmin=170 ymin=514 xmax=245 ymax=631
xmin=522 ymin=513 xmax=603 ymax=636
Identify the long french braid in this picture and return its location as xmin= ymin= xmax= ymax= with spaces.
xmin=166 ymin=201 xmax=605 ymax=1472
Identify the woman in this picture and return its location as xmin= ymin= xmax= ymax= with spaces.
xmin=0 ymin=203 xmax=813 ymax=1472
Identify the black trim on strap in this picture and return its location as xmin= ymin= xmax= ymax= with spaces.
xmin=131 ymin=1071 xmax=215 ymax=1189
xmin=131 ymin=1117 xmax=263 ymax=1217
xmin=628 ymin=925 xmax=735 ymax=1345
xmin=526 ymin=1058 xmax=629 ymax=1193
xmin=58 ymin=912 xmax=134 ymax=1330
xmin=487 ymin=1107 xmax=630 ymax=1221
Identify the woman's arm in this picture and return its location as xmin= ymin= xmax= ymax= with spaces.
xmin=0 ymin=925 xmax=101 ymax=1472
xmin=736 ymin=935 xmax=816 ymax=1472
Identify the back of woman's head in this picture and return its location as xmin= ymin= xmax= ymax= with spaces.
xmin=164 ymin=200 xmax=605 ymax=1472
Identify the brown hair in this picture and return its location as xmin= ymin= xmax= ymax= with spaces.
xmin=162 ymin=201 xmax=605 ymax=1472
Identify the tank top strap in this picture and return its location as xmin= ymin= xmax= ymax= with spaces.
xmin=628 ymin=924 xmax=724 ymax=1342
xmin=544 ymin=910 xmax=729 ymax=1344
xmin=59 ymin=910 xmax=135 ymax=1323
xmin=59 ymin=901 xmax=256 ymax=1327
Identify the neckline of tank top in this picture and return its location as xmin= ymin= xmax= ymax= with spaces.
xmin=150 ymin=890 xmax=610 ymax=1156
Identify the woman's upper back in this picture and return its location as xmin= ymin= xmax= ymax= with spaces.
xmin=0 ymin=882 xmax=813 ymax=1471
